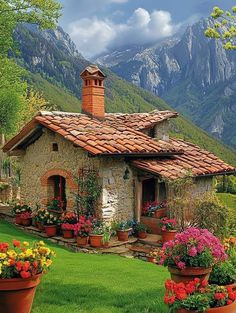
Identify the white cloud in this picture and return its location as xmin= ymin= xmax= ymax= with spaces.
xmin=68 ymin=8 xmax=179 ymax=58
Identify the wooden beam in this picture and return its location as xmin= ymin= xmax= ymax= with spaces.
xmin=135 ymin=177 xmax=142 ymax=222
xmin=7 ymin=149 xmax=25 ymax=157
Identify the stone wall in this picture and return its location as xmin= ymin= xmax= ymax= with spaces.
xmin=18 ymin=129 xmax=136 ymax=222
xmin=192 ymin=177 xmax=214 ymax=196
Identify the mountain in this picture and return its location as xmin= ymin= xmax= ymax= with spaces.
xmin=96 ymin=19 xmax=236 ymax=150
xmin=11 ymin=23 xmax=236 ymax=165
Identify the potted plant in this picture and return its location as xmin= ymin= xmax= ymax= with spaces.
xmin=142 ymin=200 xmax=167 ymax=218
xmin=0 ymin=239 xmax=54 ymax=313
xmin=89 ymin=220 xmax=104 ymax=248
xmin=12 ymin=204 xmax=32 ymax=225
xmin=47 ymin=197 xmax=64 ymax=216
xmin=134 ymin=222 xmax=149 ymax=239
xmin=160 ymin=217 xmax=177 ymax=243
xmin=159 ymin=227 xmax=227 ymax=283
xmin=114 ymin=220 xmax=133 ymax=241
xmin=74 ymin=216 xmax=92 ymax=246
xmin=19 ymin=211 xmax=32 ymax=226
xmin=164 ymin=278 xmax=236 ymax=313
xmin=102 ymin=226 xmax=112 ymax=247
xmin=60 ymin=212 xmax=78 ymax=239
xmin=209 ymin=261 xmax=236 ymax=288
xmin=34 ymin=208 xmax=48 ymax=231
xmin=43 ymin=213 xmax=58 ymax=237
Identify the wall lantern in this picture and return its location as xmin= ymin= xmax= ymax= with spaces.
xmin=123 ymin=167 xmax=130 ymax=180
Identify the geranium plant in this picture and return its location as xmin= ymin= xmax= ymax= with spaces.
xmin=12 ymin=203 xmax=32 ymax=216
xmin=142 ymin=201 xmax=167 ymax=217
xmin=159 ymin=227 xmax=227 ymax=270
xmin=20 ymin=211 xmax=32 ymax=220
xmin=160 ymin=217 xmax=177 ymax=231
xmin=60 ymin=212 xmax=78 ymax=224
xmin=164 ymin=279 xmax=236 ymax=312
xmin=47 ymin=197 xmax=63 ymax=212
xmin=0 ymin=239 xmax=55 ymax=279
xmin=74 ymin=216 xmax=92 ymax=237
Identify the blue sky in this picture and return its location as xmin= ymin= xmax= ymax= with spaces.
xmin=58 ymin=0 xmax=235 ymax=58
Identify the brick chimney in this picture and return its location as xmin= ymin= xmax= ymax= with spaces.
xmin=80 ymin=65 xmax=106 ymax=119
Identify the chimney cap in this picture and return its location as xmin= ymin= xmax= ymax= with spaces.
xmin=80 ymin=64 xmax=106 ymax=78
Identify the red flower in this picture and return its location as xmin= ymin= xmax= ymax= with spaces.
xmin=20 ymin=271 xmax=31 ymax=279
xmin=0 ymin=242 xmax=9 ymax=252
xmin=214 ymin=293 xmax=226 ymax=300
xmin=12 ymin=239 xmax=20 ymax=248
xmin=22 ymin=261 xmax=31 ymax=272
xmin=15 ymin=261 xmax=22 ymax=272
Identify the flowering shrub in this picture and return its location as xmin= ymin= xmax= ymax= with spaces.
xmin=164 ymin=278 xmax=236 ymax=312
xmin=74 ymin=216 xmax=92 ymax=237
xmin=20 ymin=212 xmax=32 ymax=220
xmin=12 ymin=204 xmax=32 ymax=216
xmin=60 ymin=212 xmax=78 ymax=224
xmin=47 ymin=197 xmax=63 ymax=212
xmin=159 ymin=227 xmax=227 ymax=269
xmin=142 ymin=201 xmax=167 ymax=217
xmin=0 ymin=239 xmax=55 ymax=279
xmin=160 ymin=217 xmax=177 ymax=231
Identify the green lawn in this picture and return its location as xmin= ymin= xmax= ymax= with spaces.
xmin=0 ymin=221 xmax=169 ymax=313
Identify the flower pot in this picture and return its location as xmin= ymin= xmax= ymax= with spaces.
xmin=138 ymin=231 xmax=147 ymax=239
xmin=89 ymin=234 xmax=103 ymax=248
xmin=161 ymin=230 xmax=177 ymax=243
xmin=168 ymin=266 xmax=212 ymax=283
xmin=117 ymin=229 xmax=130 ymax=241
xmin=177 ymin=301 xmax=236 ymax=313
xmin=77 ymin=236 xmax=89 ymax=246
xmin=44 ymin=225 xmax=57 ymax=237
xmin=154 ymin=208 xmax=166 ymax=219
xmin=37 ymin=221 xmax=45 ymax=231
xmin=15 ymin=214 xmax=22 ymax=225
xmin=21 ymin=218 xmax=32 ymax=227
xmin=62 ymin=229 xmax=74 ymax=239
xmin=103 ymin=241 xmax=109 ymax=248
xmin=0 ymin=274 xmax=41 ymax=313
xmin=147 ymin=256 xmax=156 ymax=263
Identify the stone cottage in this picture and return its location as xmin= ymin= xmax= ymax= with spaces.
xmin=3 ymin=65 xmax=236 ymax=223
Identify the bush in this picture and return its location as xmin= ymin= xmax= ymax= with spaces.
xmin=209 ymin=261 xmax=236 ymax=285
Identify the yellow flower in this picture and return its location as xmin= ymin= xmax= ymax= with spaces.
xmin=23 ymin=241 xmax=29 ymax=247
xmin=7 ymin=250 xmax=17 ymax=258
xmin=0 ymin=253 xmax=7 ymax=259
xmin=39 ymin=241 xmax=45 ymax=246
xmin=45 ymin=259 xmax=52 ymax=267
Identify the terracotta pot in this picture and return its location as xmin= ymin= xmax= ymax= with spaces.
xmin=154 ymin=208 xmax=166 ymax=219
xmin=44 ymin=225 xmax=57 ymax=237
xmin=177 ymin=301 xmax=236 ymax=313
xmin=161 ymin=230 xmax=177 ymax=243
xmin=77 ymin=236 xmax=89 ymax=246
xmin=62 ymin=229 xmax=74 ymax=239
xmin=147 ymin=257 xmax=156 ymax=263
xmin=37 ymin=221 xmax=45 ymax=231
xmin=138 ymin=231 xmax=147 ymax=239
xmin=89 ymin=234 xmax=103 ymax=247
xmin=103 ymin=241 xmax=109 ymax=248
xmin=21 ymin=218 xmax=32 ymax=227
xmin=15 ymin=215 xmax=22 ymax=225
xmin=168 ymin=266 xmax=212 ymax=283
xmin=0 ymin=274 xmax=41 ymax=313
xmin=117 ymin=229 xmax=130 ymax=241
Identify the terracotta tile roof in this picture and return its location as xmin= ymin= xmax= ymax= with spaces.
xmin=3 ymin=111 xmax=182 ymax=156
xmin=105 ymin=110 xmax=178 ymax=131
xmin=132 ymin=138 xmax=236 ymax=179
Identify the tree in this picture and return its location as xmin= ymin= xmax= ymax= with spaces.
xmin=205 ymin=6 xmax=236 ymax=50
xmin=0 ymin=0 xmax=61 ymax=135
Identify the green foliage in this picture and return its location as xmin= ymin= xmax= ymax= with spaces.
xmin=0 ymin=182 xmax=9 ymax=191
xmin=209 ymin=261 xmax=236 ymax=285
xmin=193 ymin=193 xmax=229 ymax=238
xmin=112 ymin=220 xmax=133 ymax=231
xmin=205 ymin=6 xmax=236 ymax=50
xmin=216 ymin=175 xmax=236 ymax=194
xmin=217 ymin=192 xmax=236 ymax=210
xmin=76 ymin=170 xmax=102 ymax=217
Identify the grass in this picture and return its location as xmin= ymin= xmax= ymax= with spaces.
xmin=0 ymin=221 xmax=169 ymax=313
xmin=217 ymin=193 xmax=236 ymax=210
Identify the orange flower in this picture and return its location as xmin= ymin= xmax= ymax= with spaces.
xmin=20 ymin=271 xmax=31 ymax=279
xmin=12 ymin=239 xmax=20 ymax=248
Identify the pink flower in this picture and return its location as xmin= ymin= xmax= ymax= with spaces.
xmin=177 ymin=261 xmax=185 ymax=269
xmin=188 ymin=246 xmax=197 ymax=257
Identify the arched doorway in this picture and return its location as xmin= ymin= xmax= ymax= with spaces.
xmin=47 ymin=175 xmax=67 ymax=210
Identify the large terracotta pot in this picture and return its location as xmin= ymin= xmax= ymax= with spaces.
xmin=0 ymin=274 xmax=41 ymax=313
xmin=161 ymin=230 xmax=177 ymax=243
xmin=77 ymin=236 xmax=89 ymax=246
xmin=154 ymin=208 xmax=166 ymax=219
xmin=21 ymin=218 xmax=32 ymax=227
xmin=89 ymin=234 xmax=103 ymax=247
xmin=62 ymin=229 xmax=74 ymax=239
xmin=168 ymin=266 xmax=212 ymax=283
xmin=15 ymin=214 xmax=22 ymax=225
xmin=117 ymin=230 xmax=130 ymax=241
xmin=177 ymin=301 xmax=236 ymax=313
xmin=138 ymin=231 xmax=147 ymax=239
xmin=44 ymin=225 xmax=57 ymax=237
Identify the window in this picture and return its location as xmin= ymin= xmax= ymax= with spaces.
xmin=52 ymin=143 xmax=58 ymax=151
xmin=158 ymin=182 xmax=167 ymax=201
xmin=47 ymin=175 xmax=67 ymax=210
xmin=148 ymin=127 xmax=155 ymax=138
xmin=142 ymin=178 xmax=156 ymax=205
xmin=95 ymin=79 xmax=98 ymax=86
xmin=99 ymin=80 xmax=102 ymax=86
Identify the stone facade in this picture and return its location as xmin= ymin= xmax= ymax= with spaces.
xmin=18 ymin=129 xmax=135 ymax=222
